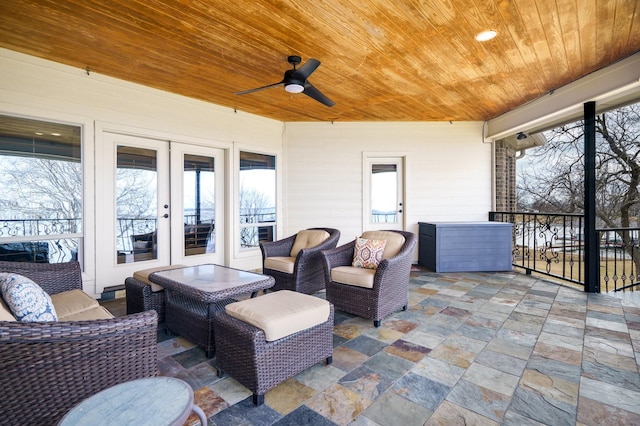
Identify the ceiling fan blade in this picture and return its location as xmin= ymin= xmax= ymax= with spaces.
xmin=235 ymin=81 xmax=284 ymax=95
xmin=303 ymin=82 xmax=335 ymax=107
xmin=293 ymin=58 xmax=321 ymax=80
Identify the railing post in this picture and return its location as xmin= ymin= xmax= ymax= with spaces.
xmin=584 ymin=101 xmax=599 ymax=293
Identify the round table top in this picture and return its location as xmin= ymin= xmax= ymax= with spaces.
xmin=59 ymin=377 xmax=194 ymax=426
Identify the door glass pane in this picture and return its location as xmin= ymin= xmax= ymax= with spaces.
xmin=0 ymin=115 xmax=82 ymax=263
xmin=371 ymin=164 xmax=397 ymax=223
xmin=116 ymin=146 xmax=158 ymax=264
xmin=183 ymin=154 xmax=215 ymax=256
xmin=239 ymin=151 xmax=276 ymax=249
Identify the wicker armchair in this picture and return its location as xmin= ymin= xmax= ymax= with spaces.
xmin=260 ymin=227 xmax=340 ymax=294
xmin=0 ymin=261 xmax=158 ymax=425
xmin=321 ymin=230 xmax=417 ymax=327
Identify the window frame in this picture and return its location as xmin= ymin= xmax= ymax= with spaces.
xmin=0 ymin=112 xmax=93 ymax=275
xmin=235 ymin=147 xmax=278 ymax=256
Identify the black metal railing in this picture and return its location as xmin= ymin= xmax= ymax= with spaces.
xmin=0 ymin=218 xmax=81 ymax=238
xmin=489 ymin=212 xmax=585 ymax=285
xmin=116 ymin=218 xmax=158 ymax=252
xmin=372 ymin=211 xmax=397 ymax=223
xmin=0 ymin=218 xmax=81 ymax=263
xmin=599 ymin=228 xmax=640 ymax=292
xmin=490 ymin=211 xmax=640 ymax=292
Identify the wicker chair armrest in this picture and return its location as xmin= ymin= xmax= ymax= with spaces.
xmin=0 ymin=310 xmax=158 ymax=342
xmin=260 ymin=234 xmax=297 ymax=259
xmin=321 ymin=239 xmax=356 ymax=272
xmin=372 ymin=232 xmax=417 ymax=287
xmin=0 ymin=260 xmax=82 ymax=295
xmin=0 ymin=311 xmax=158 ymax=424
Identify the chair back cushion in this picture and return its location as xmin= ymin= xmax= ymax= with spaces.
xmin=290 ymin=229 xmax=330 ymax=257
xmin=263 ymin=257 xmax=296 ymax=274
xmin=361 ymin=231 xmax=406 ymax=259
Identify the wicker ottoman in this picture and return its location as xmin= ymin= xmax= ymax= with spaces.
xmin=214 ymin=290 xmax=334 ymax=406
xmin=125 ymin=265 xmax=185 ymax=322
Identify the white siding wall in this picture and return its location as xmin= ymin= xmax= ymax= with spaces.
xmin=283 ymin=122 xmax=493 ymax=260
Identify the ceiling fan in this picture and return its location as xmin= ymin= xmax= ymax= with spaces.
xmin=235 ymin=55 xmax=335 ymax=107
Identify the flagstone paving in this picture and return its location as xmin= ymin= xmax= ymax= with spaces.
xmin=104 ymin=267 xmax=640 ymax=425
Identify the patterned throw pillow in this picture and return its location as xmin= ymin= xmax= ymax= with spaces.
xmin=352 ymin=237 xmax=387 ymax=269
xmin=0 ymin=273 xmax=58 ymax=322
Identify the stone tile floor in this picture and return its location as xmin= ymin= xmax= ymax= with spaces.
xmin=102 ymin=268 xmax=640 ymax=425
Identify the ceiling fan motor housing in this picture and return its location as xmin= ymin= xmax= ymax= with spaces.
xmin=283 ymin=69 xmax=305 ymax=92
xmin=287 ymin=55 xmax=302 ymax=66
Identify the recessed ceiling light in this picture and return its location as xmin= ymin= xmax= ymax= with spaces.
xmin=35 ymin=132 xmax=44 ymax=135
xmin=51 ymin=132 xmax=61 ymax=136
xmin=476 ymin=30 xmax=497 ymax=42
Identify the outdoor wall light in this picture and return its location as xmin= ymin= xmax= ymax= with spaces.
xmin=517 ymin=132 xmax=528 ymax=140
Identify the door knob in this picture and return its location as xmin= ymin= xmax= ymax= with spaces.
xmin=163 ymin=214 xmax=169 ymax=218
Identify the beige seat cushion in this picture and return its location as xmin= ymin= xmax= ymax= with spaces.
xmin=290 ymin=229 xmax=330 ymax=257
xmin=0 ymin=296 xmax=17 ymax=321
xmin=264 ymin=256 xmax=295 ymax=274
xmin=225 ymin=290 xmax=330 ymax=341
xmin=361 ymin=231 xmax=406 ymax=259
xmin=51 ymin=289 xmax=104 ymax=320
xmin=58 ymin=305 xmax=114 ymax=321
xmin=331 ymin=266 xmax=376 ymax=288
xmin=133 ymin=264 xmax=186 ymax=292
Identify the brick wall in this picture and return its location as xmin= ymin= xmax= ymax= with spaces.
xmin=494 ymin=140 xmax=517 ymax=212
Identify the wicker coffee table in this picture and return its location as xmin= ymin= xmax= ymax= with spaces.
xmin=149 ymin=264 xmax=275 ymax=357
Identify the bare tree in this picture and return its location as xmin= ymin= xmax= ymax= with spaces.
xmin=0 ymin=155 xmax=157 ymax=259
xmin=518 ymin=102 xmax=640 ymax=267
xmin=0 ymin=156 xmax=82 ymax=262
xmin=238 ymin=185 xmax=273 ymax=247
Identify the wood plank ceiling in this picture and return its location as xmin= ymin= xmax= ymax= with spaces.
xmin=1 ymin=0 xmax=639 ymax=122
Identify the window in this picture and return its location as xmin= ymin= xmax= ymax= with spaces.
xmin=371 ymin=163 xmax=398 ymax=223
xmin=0 ymin=115 xmax=82 ymax=263
xmin=239 ymin=151 xmax=275 ymax=249
xmin=115 ymin=146 xmax=158 ymax=264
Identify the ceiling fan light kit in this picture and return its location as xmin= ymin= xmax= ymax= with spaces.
xmin=235 ymin=55 xmax=335 ymax=107
xmin=285 ymin=83 xmax=304 ymax=93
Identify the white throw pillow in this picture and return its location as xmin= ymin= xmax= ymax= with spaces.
xmin=0 ymin=273 xmax=58 ymax=322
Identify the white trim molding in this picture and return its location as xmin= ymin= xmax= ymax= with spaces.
xmin=486 ymin=52 xmax=640 ymax=141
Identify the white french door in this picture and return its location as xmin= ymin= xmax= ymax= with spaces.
xmin=169 ymin=142 xmax=224 ymax=266
xmin=363 ymin=156 xmax=405 ymax=232
xmin=96 ymin=133 xmax=224 ymax=292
